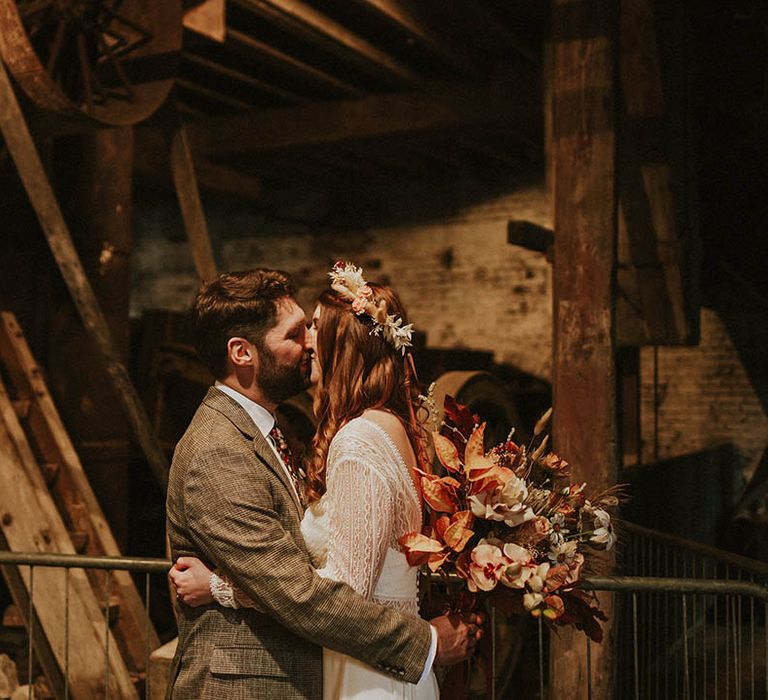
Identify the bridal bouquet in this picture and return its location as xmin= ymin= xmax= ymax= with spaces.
xmin=400 ymin=396 xmax=619 ymax=642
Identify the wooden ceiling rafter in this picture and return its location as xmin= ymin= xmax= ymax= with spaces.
xmin=176 ymin=78 xmax=257 ymax=112
xmin=181 ymin=50 xmax=307 ymax=104
xmin=227 ymin=28 xmax=364 ymax=97
xmin=352 ymin=0 xmax=480 ymax=78
xmin=174 ymin=69 xmax=541 ymax=157
xmin=232 ymin=0 xmax=423 ymax=88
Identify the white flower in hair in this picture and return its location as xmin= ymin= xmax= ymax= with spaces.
xmin=328 ymin=261 xmax=414 ymax=354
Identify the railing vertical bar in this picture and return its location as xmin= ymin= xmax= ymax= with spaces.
xmin=27 ymin=565 xmax=34 ymax=699
xmin=702 ymin=559 xmax=708 ymax=700
xmin=586 ymin=635 xmax=592 ymax=700
xmin=714 ymin=573 xmax=719 ymax=700
xmin=538 ymin=615 xmax=545 ymax=700
xmin=748 ymin=572 xmax=754 ymax=700
xmin=64 ymin=568 xmax=70 ymax=700
xmin=764 ymin=600 xmax=767 ymax=700
xmin=682 ymin=594 xmax=690 ymax=700
xmin=490 ymin=605 xmax=496 ymax=700
xmin=725 ymin=592 xmax=730 ymax=700
xmin=145 ymin=572 xmax=151 ymax=700
xmin=656 ymin=541 xmax=662 ymax=700
xmin=732 ymin=595 xmax=739 ymax=700
xmin=104 ymin=570 xmax=111 ymax=699
xmin=674 ymin=554 xmax=680 ymax=700
xmin=692 ymin=557 xmax=698 ymax=699
xmin=664 ymin=548 xmax=670 ymax=700
xmin=632 ymin=592 xmax=639 ymax=700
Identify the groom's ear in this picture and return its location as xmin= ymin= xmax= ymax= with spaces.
xmin=226 ymin=337 xmax=257 ymax=369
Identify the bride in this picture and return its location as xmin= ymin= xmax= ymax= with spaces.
xmin=171 ymin=263 xmax=482 ymax=699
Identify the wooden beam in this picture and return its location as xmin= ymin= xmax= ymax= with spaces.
xmin=0 ymin=379 xmax=138 ymax=699
xmin=616 ymin=0 xmax=698 ymax=346
xmin=176 ymin=78 xmax=257 ymax=111
xmin=507 ymin=220 xmax=554 ymax=254
xmin=180 ymin=69 xmax=541 ymax=156
xmin=227 ymin=28 xmax=363 ymax=97
xmin=0 ymin=312 xmax=160 ymax=675
xmin=233 ymin=0 xmax=422 ymax=86
xmin=548 ymin=1 xmax=619 ymax=698
xmin=182 ymin=51 xmax=305 ymax=103
xmin=170 ymin=125 xmax=219 ymax=281
xmin=0 ymin=58 xmax=169 ymax=491
xmin=355 ymin=0 xmax=480 ymax=77
xmin=134 ymin=128 xmax=263 ymax=202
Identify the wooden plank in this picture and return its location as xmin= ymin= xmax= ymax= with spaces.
xmin=179 ymin=68 xmax=541 ymax=156
xmin=0 ymin=379 xmax=138 ymax=699
xmin=616 ymin=0 xmax=698 ymax=346
xmin=233 ymin=0 xmax=422 ymax=86
xmin=356 ymin=0 xmax=480 ymax=77
xmin=548 ymin=1 xmax=619 ymax=698
xmin=170 ymin=126 xmax=219 ymax=282
xmin=227 ymin=28 xmax=363 ymax=97
xmin=0 ymin=57 xmax=169 ymax=491
xmin=0 ymin=313 xmax=160 ymax=675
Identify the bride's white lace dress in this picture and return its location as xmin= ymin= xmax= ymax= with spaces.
xmin=300 ymin=415 xmax=439 ymax=700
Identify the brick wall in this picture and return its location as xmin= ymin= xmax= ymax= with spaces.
xmin=132 ymin=183 xmax=554 ymax=379
xmin=639 ymin=308 xmax=768 ymax=489
xmin=131 ymin=184 xmax=767 ymax=491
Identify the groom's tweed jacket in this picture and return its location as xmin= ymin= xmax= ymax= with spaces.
xmin=166 ymin=387 xmax=432 ymax=699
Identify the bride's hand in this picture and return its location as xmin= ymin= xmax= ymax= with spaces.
xmin=169 ymin=556 xmax=214 ymax=606
xmin=431 ymin=611 xmax=486 ymax=665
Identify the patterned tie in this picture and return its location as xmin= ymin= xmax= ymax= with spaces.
xmin=268 ymin=423 xmax=305 ymax=504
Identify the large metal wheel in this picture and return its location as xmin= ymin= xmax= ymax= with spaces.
xmin=431 ymin=370 xmax=529 ymax=448
xmin=0 ymin=0 xmax=181 ymax=125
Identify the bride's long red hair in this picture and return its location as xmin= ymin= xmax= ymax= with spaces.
xmin=305 ymin=283 xmax=421 ymax=502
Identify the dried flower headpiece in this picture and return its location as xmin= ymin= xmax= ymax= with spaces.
xmin=328 ymin=261 xmax=414 ymax=354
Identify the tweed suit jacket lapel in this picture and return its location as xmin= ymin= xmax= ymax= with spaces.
xmin=203 ymin=386 xmax=304 ymax=516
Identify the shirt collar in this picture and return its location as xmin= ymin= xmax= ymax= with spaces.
xmin=215 ymin=381 xmax=275 ymax=438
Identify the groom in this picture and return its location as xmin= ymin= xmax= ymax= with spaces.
xmin=166 ymin=269 xmax=476 ymax=699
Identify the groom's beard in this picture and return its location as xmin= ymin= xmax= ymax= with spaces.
xmin=256 ymin=346 xmax=310 ymax=406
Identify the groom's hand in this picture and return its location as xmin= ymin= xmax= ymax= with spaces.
xmin=431 ymin=611 xmax=485 ymax=665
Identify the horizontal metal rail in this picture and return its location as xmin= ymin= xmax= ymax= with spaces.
xmin=623 ymin=521 xmax=768 ymax=577
xmin=0 ymin=550 xmax=171 ymax=574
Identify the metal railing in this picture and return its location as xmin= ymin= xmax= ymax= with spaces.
xmin=0 ymin=551 xmax=170 ymax=700
xmin=1 ymin=529 xmax=767 ymax=700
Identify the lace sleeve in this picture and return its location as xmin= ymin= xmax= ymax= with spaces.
xmin=210 ymin=570 xmax=259 ymax=610
xmin=317 ymin=449 xmax=396 ymax=601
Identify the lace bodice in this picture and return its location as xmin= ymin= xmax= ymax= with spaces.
xmin=300 ymin=416 xmax=422 ymax=615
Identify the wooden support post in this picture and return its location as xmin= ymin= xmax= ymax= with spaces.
xmin=549 ymin=1 xmax=619 ymax=698
xmin=170 ymin=125 xmax=219 ymax=282
xmin=0 ymin=58 xmax=168 ymax=491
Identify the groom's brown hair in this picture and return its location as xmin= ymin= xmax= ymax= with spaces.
xmin=192 ymin=269 xmax=297 ymax=378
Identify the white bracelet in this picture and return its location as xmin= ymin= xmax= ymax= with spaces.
xmin=210 ymin=572 xmax=239 ymax=609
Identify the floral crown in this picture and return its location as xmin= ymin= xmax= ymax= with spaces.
xmin=328 ymin=262 xmax=414 ymax=354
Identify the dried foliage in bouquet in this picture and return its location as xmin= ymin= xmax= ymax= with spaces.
xmin=400 ymin=395 xmax=621 ymax=642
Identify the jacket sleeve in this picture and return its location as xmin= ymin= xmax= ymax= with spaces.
xmin=182 ymin=441 xmax=432 ymax=684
